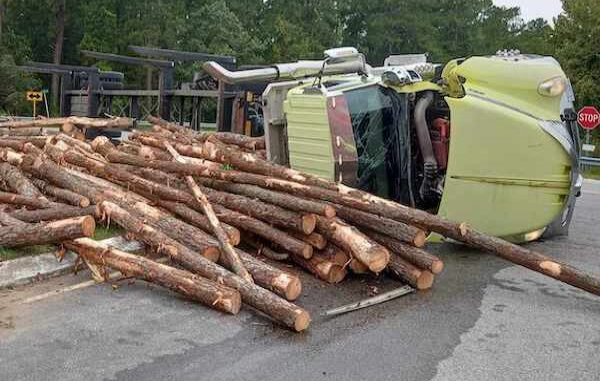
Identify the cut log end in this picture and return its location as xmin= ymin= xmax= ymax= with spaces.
xmin=349 ymin=259 xmax=369 ymax=274
xmin=301 ymin=244 xmax=314 ymax=259
xmin=216 ymin=292 xmax=242 ymax=315
xmin=76 ymin=215 xmax=96 ymax=237
xmin=416 ymin=270 xmax=435 ymax=290
xmin=413 ymin=231 xmax=427 ymax=248
xmin=323 ymin=205 xmax=336 ymax=218
xmin=203 ymin=247 xmax=221 ymax=263
xmin=273 ymin=273 xmax=302 ymax=301
xmin=294 ymin=310 xmax=311 ymax=332
xmin=329 ymin=266 xmax=347 ymax=284
xmin=367 ymin=248 xmax=391 ymax=274
xmin=302 ymin=214 xmax=317 ymax=234
xmin=431 ymin=260 xmax=444 ymax=275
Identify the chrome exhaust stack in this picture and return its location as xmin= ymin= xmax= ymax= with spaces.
xmin=202 ymin=47 xmax=368 ymax=84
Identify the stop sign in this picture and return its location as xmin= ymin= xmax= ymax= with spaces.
xmin=577 ymin=106 xmax=600 ymax=130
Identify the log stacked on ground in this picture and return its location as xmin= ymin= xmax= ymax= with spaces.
xmin=3 ymin=115 xmax=599 ymax=335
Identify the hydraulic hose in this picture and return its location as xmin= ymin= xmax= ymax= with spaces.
xmin=414 ymin=91 xmax=438 ymax=200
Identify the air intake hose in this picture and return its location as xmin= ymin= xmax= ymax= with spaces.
xmin=414 ymin=92 xmax=438 ymax=200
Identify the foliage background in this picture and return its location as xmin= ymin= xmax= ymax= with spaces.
xmin=0 ymin=0 xmax=596 ymax=131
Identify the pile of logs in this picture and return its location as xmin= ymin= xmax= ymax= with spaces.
xmin=1 ymin=116 xmax=599 ymax=332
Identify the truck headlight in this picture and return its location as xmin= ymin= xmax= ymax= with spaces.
xmin=538 ymin=77 xmax=566 ymax=97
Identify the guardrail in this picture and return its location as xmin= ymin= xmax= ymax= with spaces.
xmin=581 ymin=156 xmax=600 ymax=166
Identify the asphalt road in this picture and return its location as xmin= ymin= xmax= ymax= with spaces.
xmin=1 ymin=181 xmax=599 ymax=381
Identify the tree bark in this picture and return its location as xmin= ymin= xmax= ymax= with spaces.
xmin=331 ymin=203 xmax=427 ymax=247
xmin=195 ymin=178 xmax=336 ymax=218
xmin=30 ymin=178 xmax=90 ymax=207
xmin=117 ymin=167 xmax=313 ymax=259
xmin=156 ymin=200 xmax=240 ymax=246
xmin=0 ymin=215 xmax=95 ymax=247
xmin=286 ymin=230 xmax=328 ymax=250
xmin=0 ymin=191 xmax=54 ymax=209
xmin=64 ymin=238 xmax=241 ymax=315
xmin=51 ymin=0 xmax=66 ymax=114
xmin=126 ymin=201 xmax=221 ymax=263
xmin=20 ymin=154 xmax=105 ymax=203
xmin=92 ymin=136 xmax=221 ymax=172
xmin=99 ymin=201 xmax=310 ymax=331
xmin=314 ymin=244 xmax=351 ymax=267
xmin=0 ymin=148 xmax=24 ymax=165
xmin=0 ymin=162 xmax=46 ymax=199
xmin=387 ymin=254 xmax=435 ymax=290
xmin=211 ymin=133 xmax=266 ymax=151
xmin=233 ymin=248 xmax=302 ymax=301
xmin=365 ymin=229 xmax=444 ymax=275
xmin=9 ymin=205 xmax=99 ymax=223
xmin=315 ymin=216 xmax=389 ymax=273
xmin=163 ymin=141 xmax=253 ymax=283
xmin=291 ymin=253 xmax=347 ymax=284
xmin=0 ymin=117 xmax=133 ymax=129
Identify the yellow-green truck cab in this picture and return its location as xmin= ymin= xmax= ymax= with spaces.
xmin=279 ymin=53 xmax=582 ymax=243
xmin=204 ymin=49 xmax=582 ymax=243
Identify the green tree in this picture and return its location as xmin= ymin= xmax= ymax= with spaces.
xmin=554 ymin=0 xmax=600 ymax=108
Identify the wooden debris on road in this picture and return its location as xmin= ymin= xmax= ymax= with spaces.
xmin=2 ymin=114 xmax=599 ymax=333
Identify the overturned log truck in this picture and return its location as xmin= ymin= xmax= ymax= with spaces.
xmin=204 ymin=48 xmax=582 ymax=244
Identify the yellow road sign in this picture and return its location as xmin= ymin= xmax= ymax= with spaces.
xmin=26 ymin=91 xmax=43 ymax=102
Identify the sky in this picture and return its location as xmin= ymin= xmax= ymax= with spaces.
xmin=493 ymin=0 xmax=563 ymax=23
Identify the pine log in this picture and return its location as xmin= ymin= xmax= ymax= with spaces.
xmin=242 ymin=234 xmax=290 ymax=261
xmin=315 ymin=216 xmax=389 ymax=273
xmin=91 ymin=136 xmax=221 ymax=172
xmin=131 ymin=131 xmax=329 ymax=188
xmin=196 ymin=185 xmax=316 ymax=235
xmin=147 ymin=116 xmax=210 ymax=140
xmin=0 ymin=191 xmax=54 ymax=209
xmin=99 ymin=201 xmax=310 ymax=331
xmin=387 ymin=254 xmax=435 ymax=290
xmin=0 ymin=210 xmax=28 ymax=227
xmin=0 ymin=116 xmax=133 ymax=129
xmin=287 ymin=230 xmax=328 ymax=250
xmin=136 ymin=208 xmax=299 ymax=300
xmin=163 ymin=141 xmax=253 ymax=283
xmin=292 ymin=253 xmax=347 ymax=284
xmin=315 ymin=244 xmax=351 ymax=267
xmin=0 ymin=215 xmax=95 ymax=247
xmin=232 ymin=248 xmax=302 ymax=301
xmin=64 ymin=238 xmax=241 ymax=314
xmin=20 ymin=155 xmax=105 ymax=203
xmin=195 ymin=178 xmax=336 ymax=217
xmin=211 ymin=132 xmax=266 ymax=151
xmin=9 ymin=205 xmax=99 ymax=223
xmin=0 ymin=148 xmax=24 ymax=165
xmin=366 ymin=229 xmax=444 ymax=274
xmin=126 ymin=201 xmax=220 ymax=263
xmin=156 ymin=200 xmax=240 ymax=245
xmin=0 ymin=127 xmax=46 ymax=136
xmin=0 ymin=137 xmax=47 ymax=151
xmin=30 ymin=178 xmax=90 ymax=207
xmin=55 ymin=133 xmax=94 ymax=152
xmin=331 ymin=204 xmax=427 ymax=247
xmin=60 ymin=145 xmax=313 ymax=259
xmin=349 ymin=259 xmax=369 ymax=274
xmin=133 ymin=166 xmax=317 ymax=234
xmin=115 ymin=167 xmax=313 ymax=259
xmin=0 ymin=162 xmax=46 ymax=199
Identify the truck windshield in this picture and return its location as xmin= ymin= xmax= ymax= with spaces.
xmin=344 ymin=85 xmax=413 ymax=205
